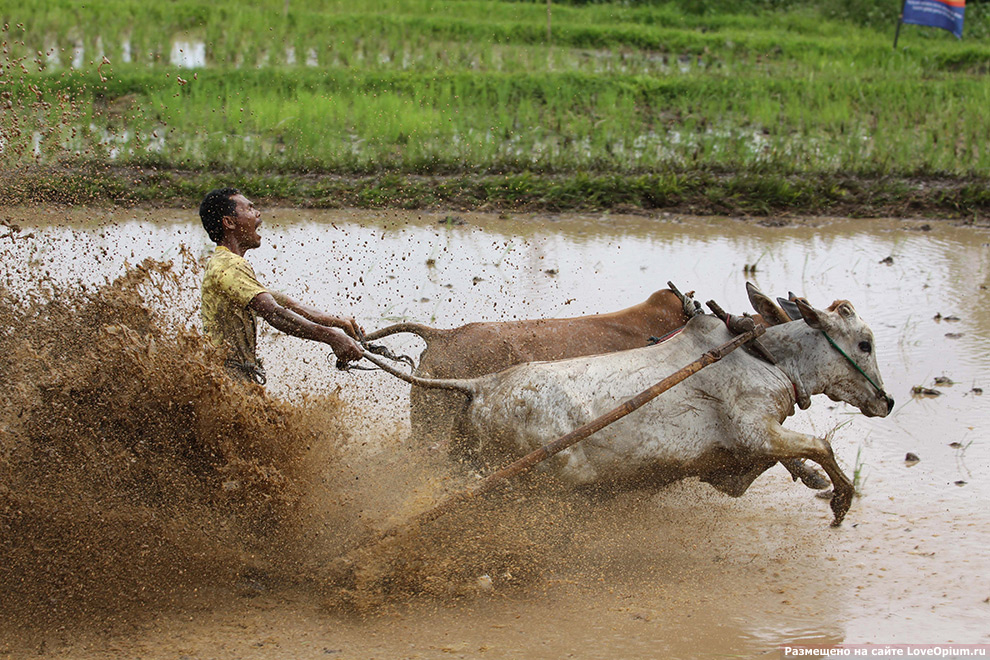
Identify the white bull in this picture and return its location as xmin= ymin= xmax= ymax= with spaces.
xmin=396 ymin=287 xmax=893 ymax=526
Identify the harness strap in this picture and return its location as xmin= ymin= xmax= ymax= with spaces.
xmin=647 ymin=326 xmax=685 ymax=346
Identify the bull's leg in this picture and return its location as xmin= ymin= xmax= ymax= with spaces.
xmin=703 ymin=458 xmax=829 ymax=496
xmin=703 ymin=458 xmax=777 ymax=497
xmin=780 ymin=459 xmax=831 ymax=490
xmin=550 ymin=443 xmax=600 ymax=486
xmin=765 ymin=425 xmax=855 ymax=526
xmin=410 ymin=386 xmax=464 ymax=452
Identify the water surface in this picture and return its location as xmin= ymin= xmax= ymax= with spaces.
xmin=2 ymin=207 xmax=988 ymax=656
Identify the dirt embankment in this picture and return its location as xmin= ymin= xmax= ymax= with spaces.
xmin=2 ymin=164 xmax=988 ymax=223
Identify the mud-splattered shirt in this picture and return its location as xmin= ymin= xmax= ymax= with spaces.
xmin=201 ymin=246 xmax=268 ymax=370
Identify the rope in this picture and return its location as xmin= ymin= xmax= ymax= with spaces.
xmin=334 ymin=340 xmax=416 ymax=373
xmin=821 ymin=330 xmax=884 ymax=395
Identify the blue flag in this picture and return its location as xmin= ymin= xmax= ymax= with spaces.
xmin=902 ymin=0 xmax=966 ymax=39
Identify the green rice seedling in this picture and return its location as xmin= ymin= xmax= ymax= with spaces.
xmin=852 ymin=444 xmax=867 ymax=495
xmin=3 ymin=0 xmax=989 ymax=211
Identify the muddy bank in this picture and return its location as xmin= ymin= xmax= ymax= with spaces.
xmin=2 ymin=165 xmax=989 ymax=222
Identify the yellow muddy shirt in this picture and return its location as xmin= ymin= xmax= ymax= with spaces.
xmin=201 ymin=246 xmax=268 ymax=371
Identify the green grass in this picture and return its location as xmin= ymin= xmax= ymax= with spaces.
xmin=852 ymin=444 xmax=868 ymax=495
xmin=1 ymin=0 xmax=989 ymax=213
xmin=10 ymin=68 xmax=986 ymax=176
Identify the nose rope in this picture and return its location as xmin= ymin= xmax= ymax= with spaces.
xmin=335 ymin=338 xmax=416 ymax=372
xmin=821 ymin=330 xmax=885 ymax=395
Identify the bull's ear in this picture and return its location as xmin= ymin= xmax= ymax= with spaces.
xmin=795 ymin=297 xmax=826 ymax=330
xmin=747 ymin=282 xmax=790 ymax=326
xmin=776 ymin=297 xmax=801 ymax=321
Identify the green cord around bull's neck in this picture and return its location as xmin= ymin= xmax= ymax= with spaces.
xmin=821 ymin=330 xmax=883 ymax=394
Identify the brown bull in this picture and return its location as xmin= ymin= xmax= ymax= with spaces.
xmin=365 ymin=289 xmax=685 ymax=442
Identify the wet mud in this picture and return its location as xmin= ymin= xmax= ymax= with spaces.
xmin=0 ymin=257 xmax=350 ymax=631
xmin=0 ymin=208 xmax=988 ymax=658
xmin=0 ymin=254 xmax=564 ymax=643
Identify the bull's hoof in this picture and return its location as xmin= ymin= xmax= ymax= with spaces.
xmin=829 ymin=488 xmax=853 ymax=527
xmin=783 ymin=459 xmax=831 ymax=491
xmin=797 ymin=465 xmax=831 ymax=491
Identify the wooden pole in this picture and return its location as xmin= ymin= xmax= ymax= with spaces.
xmin=893 ymin=0 xmax=909 ymax=49
xmin=342 ymin=324 xmax=764 ymax=563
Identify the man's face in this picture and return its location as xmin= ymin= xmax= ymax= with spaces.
xmin=224 ymin=194 xmax=262 ymax=249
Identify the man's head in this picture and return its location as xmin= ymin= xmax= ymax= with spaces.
xmin=199 ymin=188 xmax=261 ymax=250
xmin=199 ymin=188 xmax=240 ymax=243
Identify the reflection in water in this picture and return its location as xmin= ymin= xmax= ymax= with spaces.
xmin=170 ymin=40 xmax=207 ymax=68
xmin=1 ymin=208 xmax=988 ymax=651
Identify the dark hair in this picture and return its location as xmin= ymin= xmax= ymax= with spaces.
xmin=199 ymin=187 xmax=240 ymax=244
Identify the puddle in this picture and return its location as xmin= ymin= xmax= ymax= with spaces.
xmin=15 ymin=34 xmax=718 ymax=76
xmin=169 ymin=39 xmax=206 ymax=68
xmin=1 ymin=207 xmax=988 ymax=656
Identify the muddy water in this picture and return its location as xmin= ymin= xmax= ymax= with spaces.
xmin=1 ymin=207 xmax=988 ymax=658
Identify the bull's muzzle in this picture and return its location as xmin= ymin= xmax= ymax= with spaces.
xmin=868 ymin=391 xmax=894 ymax=417
xmin=860 ymin=390 xmax=894 ymax=418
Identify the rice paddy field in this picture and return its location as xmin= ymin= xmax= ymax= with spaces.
xmin=1 ymin=0 xmax=990 ymax=215
xmin=4 ymin=3 xmax=990 ymax=657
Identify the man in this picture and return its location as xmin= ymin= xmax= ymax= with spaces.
xmin=199 ymin=188 xmax=363 ymax=384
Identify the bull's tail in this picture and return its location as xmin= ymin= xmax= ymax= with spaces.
xmin=361 ymin=351 xmax=478 ymax=398
xmin=363 ymin=322 xmax=445 ymax=342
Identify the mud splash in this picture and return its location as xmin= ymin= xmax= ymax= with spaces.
xmin=0 ymin=256 xmax=352 ymax=633
xmin=0 ymin=253 xmax=572 ymax=649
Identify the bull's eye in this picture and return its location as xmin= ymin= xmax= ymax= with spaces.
xmin=859 ymin=341 xmax=872 ymax=354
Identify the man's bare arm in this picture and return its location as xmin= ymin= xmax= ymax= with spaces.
xmin=270 ymin=292 xmax=364 ymax=339
xmin=250 ymin=292 xmax=363 ymax=362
